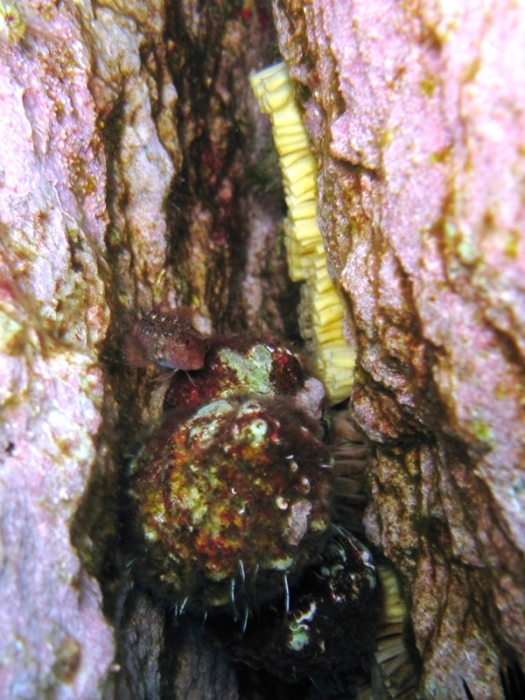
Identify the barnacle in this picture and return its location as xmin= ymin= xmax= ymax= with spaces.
xmin=250 ymin=63 xmax=356 ymax=404
xmin=129 ymin=395 xmax=332 ymax=612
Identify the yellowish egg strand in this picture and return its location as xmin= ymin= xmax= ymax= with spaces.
xmin=250 ymin=62 xmax=355 ymax=404
xmin=251 ymin=63 xmax=418 ymax=698
xmin=375 ymin=564 xmax=418 ymax=697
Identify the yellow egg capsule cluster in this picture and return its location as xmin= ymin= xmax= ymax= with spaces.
xmin=250 ymin=63 xmax=355 ymax=404
xmin=375 ymin=565 xmax=418 ymax=698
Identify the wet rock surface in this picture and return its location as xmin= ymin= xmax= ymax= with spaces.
xmin=0 ymin=1 xmax=114 ymax=697
xmin=0 ymin=0 xmax=293 ymax=698
xmin=3 ymin=0 xmax=524 ymax=698
xmin=274 ymin=0 xmax=525 ymax=697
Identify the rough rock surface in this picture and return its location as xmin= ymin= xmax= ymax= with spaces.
xmin=0 ymin=0 xmax=288 ymax=699
xmin=274 ymin=0 xmax=525 ymax=697
xmin=0 ymin=1 xmax=114 ymax=698
xmin=6 ymin=0 xmax=524 ymax=697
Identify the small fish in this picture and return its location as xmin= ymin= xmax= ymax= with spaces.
xmin=126 ymin=306 xmax=209 ymax=372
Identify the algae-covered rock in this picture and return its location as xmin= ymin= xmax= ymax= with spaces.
xmin=274 ymin=0 xmax=525 ymax=697
xmin=0 ymin=0 xmax=288 ymax=698
xmin=0 ymin=1 xmax=113 ymax=697
xmin=5 ymin=0 xmax=524 ymax=697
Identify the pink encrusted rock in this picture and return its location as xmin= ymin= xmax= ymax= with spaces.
xmin=274 ymin=0 xmax=525 ymax=697
xmin=0 ymin=2 xmax=114 ymax=698
xmin=1 ymin=0 xmax=295 ymax=697
xmin=0 ymin=346 xmax=114 ymax=699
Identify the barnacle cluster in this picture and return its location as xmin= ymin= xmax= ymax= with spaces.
xmin=250 ymin=63 xmax=356 ymax=404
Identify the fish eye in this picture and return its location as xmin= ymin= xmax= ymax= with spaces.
xmin=157 ymin=358 xmax=175 ymax=369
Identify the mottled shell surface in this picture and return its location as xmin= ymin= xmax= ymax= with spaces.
xmin=162 ymin=336 xmax=314 ymax=418
xmin=129 ymin=396 xmax=333 ymax=611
